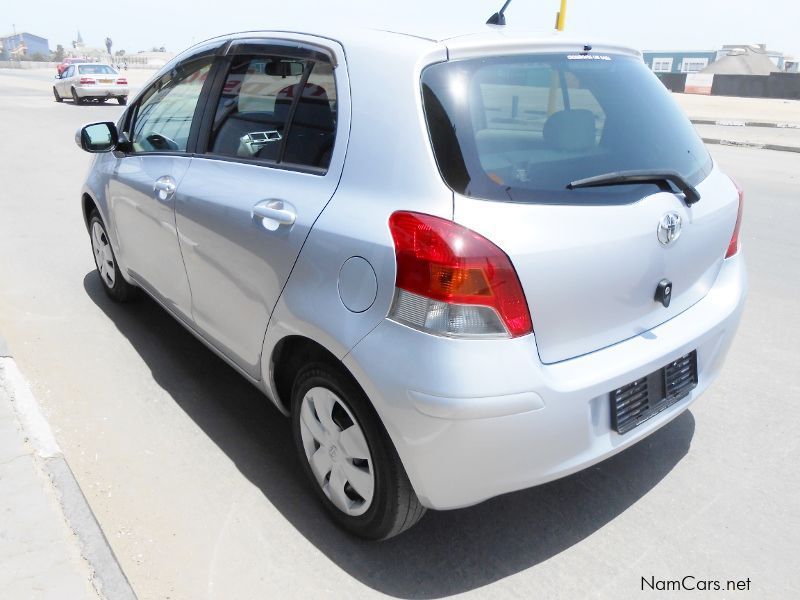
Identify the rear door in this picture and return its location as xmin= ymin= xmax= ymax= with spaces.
xmin=175 ymin=38 xmax=347 ymax=378
xmin=108 ymin=50 xmax=217 ymax=321
xmin=423 ymin=51 xmax=740 ymax=363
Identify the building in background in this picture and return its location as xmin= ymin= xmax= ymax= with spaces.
xmin=644 ymin=45 xmax=793 ymax=75
xmin=703 ymin=45 xmax=779 ymax=76
xmin=717 ymin=44 xmax=785 ymax=70
xmin=0 ymin=32 xmax=50 ymax=59
xmin=642 ymin=50 xmax=718 ymax=74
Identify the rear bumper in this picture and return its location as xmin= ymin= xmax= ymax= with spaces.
xmin=343 ymin=253 xmax=746 ymax=510
xmin=75 ymin=85 xmax=128 ymax=98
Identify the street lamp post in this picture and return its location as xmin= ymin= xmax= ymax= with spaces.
xmin=556 ymin=0 xmax=568 ymax=31
xmin=548 ymin=0 xmax=569 ymax=114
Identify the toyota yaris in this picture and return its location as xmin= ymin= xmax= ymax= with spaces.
xmin=75 ymin=25 xmax=746 ymax=539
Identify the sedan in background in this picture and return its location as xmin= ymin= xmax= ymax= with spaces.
xmin=56 ymin=57 xmax=91 ymax=76
xmin=54 ymin=63 xmax=129 ymax=105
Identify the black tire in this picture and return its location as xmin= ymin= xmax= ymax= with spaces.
xmin=53 ymin=87 xmax=63 ymax=102
xmin=118 ymin=96 xmax=128 ymax=106
xmin=71 ymin=87 xmax=83 ymax=105
xmin=88 ymin=211 xmax=138 ymax=302
xmin=291 ymin=362 xmax=425 ymax=540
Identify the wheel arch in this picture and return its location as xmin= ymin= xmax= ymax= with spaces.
xmin=82 ymin=192 xmax=98 ymax=230
xmin=269 ymin=334 xmax=351 ymax=415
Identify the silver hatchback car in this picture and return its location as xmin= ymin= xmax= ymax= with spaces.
xmin=76 ymin=25 xmax=746 ymax=539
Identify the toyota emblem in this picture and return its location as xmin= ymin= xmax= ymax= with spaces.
xmin=657 ymin=212 xmax=682 ymax=246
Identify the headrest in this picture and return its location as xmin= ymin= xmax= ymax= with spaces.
xmin=543 ymin=109 xmax=597 ymax=152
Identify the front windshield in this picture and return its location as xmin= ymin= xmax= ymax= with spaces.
xmin=421 ymin=53 xmax=712 ymax=205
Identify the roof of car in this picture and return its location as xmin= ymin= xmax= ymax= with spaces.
xmin=198 ymin=24 xmax=641 ymax=59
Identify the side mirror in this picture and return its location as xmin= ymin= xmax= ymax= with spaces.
xmin=75 ymin=122 xmax=119 ymax=153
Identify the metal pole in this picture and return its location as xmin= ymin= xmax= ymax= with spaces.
xmin=548 ymin=0 xmax=569 ymax=115
xmin=556 ymin=0 xmax=568 ymax=31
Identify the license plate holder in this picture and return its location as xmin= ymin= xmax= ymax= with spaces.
xmin=610 ymin=351 xmax=698 ymax=434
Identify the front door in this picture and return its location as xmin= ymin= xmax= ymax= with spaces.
xmin=175 ymin=42 xmax=345 ymax=377
xmin=109 ymin=55 xmax=215 ymax=321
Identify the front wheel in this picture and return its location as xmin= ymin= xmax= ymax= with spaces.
xmin=71 ymin=87 xmax=83 ymax=105
xmin=117 ymin=96 xmax=127 ymax=106
xmin=292 ymin=362 xmax=425 ymax=540
xmin=88 ymin=211 xmax=138 ymax=302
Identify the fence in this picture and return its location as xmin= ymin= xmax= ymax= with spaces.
xmin=0 ymin=60 xmax=59 ymax=69
xmin=656 ymin=72 xmax=800 ymax=99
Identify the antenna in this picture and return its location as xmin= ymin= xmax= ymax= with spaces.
xmin=487 ymin=0 xmax=513 ymax=25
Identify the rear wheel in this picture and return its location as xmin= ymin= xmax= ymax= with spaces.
xmin=88 ymin=211 xmax=138 ymax=302
xmin=117 ymin=96 xmax=127 ymax=106
xmin=71 ymin=87 xmax=83 ymax=105
xmin=291 ymin=362 xmax=425 ymax=540
xmin=53 ymin=87 xmax=63 ymax=102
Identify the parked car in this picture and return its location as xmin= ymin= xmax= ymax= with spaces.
xmin=56 ymin=57 xmax=92 ymax=76
xmin=75 ymin=25 xmax=746 ymax=539
xmin=54 ymin=63 xmax=128 ymax=105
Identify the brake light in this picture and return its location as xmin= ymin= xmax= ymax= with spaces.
xmin=79 ymin=77 xmax=95 ymax=85
xmin=726 ymin=179 xmax=744 ymax=258
xmin=388 ymin=211 xmax=532 ymax=338
xmin=116 ymin=78 xmax=127 ymax=85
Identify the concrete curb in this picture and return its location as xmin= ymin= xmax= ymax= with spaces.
xmin=0 ymin=345 xmax=137 ymax=600
xmin=702 ymin=137 xmax=800 ymax=153
xmin=692 ymin=119 xmax=800 ymax=129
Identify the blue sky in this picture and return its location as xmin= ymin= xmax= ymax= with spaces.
xmin=4 ymin=0 xmax=799 ymax=58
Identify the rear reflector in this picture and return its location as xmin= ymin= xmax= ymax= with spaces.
xmin=388 ymin=211 xmax=532 ymax=338
xmin=726 ymin=179 xmax=744 ymax=258
xmin=117 ymin=78 xmax=127 ymax=85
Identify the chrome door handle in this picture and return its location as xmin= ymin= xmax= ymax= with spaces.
xmin=253 ymin=199 xmax=296 ymax=228
xmin=153 ymin=176 xmax=177 ymax=202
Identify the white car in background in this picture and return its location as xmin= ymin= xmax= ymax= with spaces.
xmin=54 ymin=63 xmax=129 ymax=105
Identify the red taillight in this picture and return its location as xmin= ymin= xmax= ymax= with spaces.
xmin=726 ymin=179 xmax=744 ymax=258
xmin=116 ymin=78 xmax=127 ymax=85
xmin=79 ymin=77 xmax=95 ymax=85
xmin=388 ymin=211 xmax=532 ymax=337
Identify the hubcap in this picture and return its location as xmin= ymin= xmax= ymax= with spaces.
xmin=299 ymin=387 xmax=375 ymax=517
xmin=91 ymin=221 xmax=115 ymax=287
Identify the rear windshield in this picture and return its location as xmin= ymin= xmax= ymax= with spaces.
xmin=78 ymin=65 xmax=117 ymax=75
xmin=421 ymin=53 xmax=712 ymax=205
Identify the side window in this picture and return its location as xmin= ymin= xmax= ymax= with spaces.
xmin=207 ymin=53 xmax=337 ymax=170
xmin=209 ymin=55 xmax=306 ymax=162
xmin=130 ymin=57 xmax=213 ymax=153
xmin=283 ymin=61 xmax=337 ymax=169
xmin=65 ymin=66 xmax=75 ymax=78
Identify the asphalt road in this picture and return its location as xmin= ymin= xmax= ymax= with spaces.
xmin=1 ymin=68 xmax=798 ymax=600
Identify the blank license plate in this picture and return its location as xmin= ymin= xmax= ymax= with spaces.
xmin=610 ymin=351 xmax=698 ymax=434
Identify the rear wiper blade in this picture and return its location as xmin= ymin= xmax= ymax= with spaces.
xmin=567 ymin=170 xmax=701 ymax=205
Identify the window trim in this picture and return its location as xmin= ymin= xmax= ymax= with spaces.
xmin=227 ymin=38 xmax=336 ymax=66
xmin=117 ymin=41 xmax=229 ymax=158
xmin=192 ymin=39 xmax=338 ymax=176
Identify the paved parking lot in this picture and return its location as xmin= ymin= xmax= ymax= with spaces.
xmin=0 ymin=68 xmax=798 ymax=599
